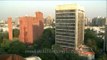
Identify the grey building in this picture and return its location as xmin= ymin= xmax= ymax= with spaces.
xmin=91 ymin=17 xmax=107 ymax=26
xmin=55 ymin=4 xmax=85 ymax=50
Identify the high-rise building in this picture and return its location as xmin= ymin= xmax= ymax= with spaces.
xmin=8 ymin=17 xmax=13 ymax=40
xmin=19 ymin=12 xmax=44 ymax=44
xmin=91 ymin=16 xmax=107 ymax=26
xmin=55 ymin=4 xmax=85 ymax=50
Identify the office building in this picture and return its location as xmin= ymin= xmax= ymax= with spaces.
xmin=55 ymin=4 xmax=85 ymax=50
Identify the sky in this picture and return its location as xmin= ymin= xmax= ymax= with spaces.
xmin=0 ymin=0 xmax=106 ymax=20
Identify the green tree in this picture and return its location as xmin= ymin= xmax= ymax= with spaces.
xmin=33 ymin=28 xmax=55 ymax=49
xmin=0 ymin=48 xmax=5 ymax=54
xmin=3 ymin=31 xmax=9 ymax=39
xmin=7 ymin=40 xmax=26 ymax=56
xmin=97 ymin=53 xmax=107 ymax=60
xmin=52 ymin=44 xmax=63 ymax=50
xmin=0 ymin=32 xmax=3 ymax=44
xmin=84 ymin=29 xmax=104 ymax=59
xmin=0 ymin=39 xmax=11 ymax=52
xmin=13 ymin=29 xmax=20 ymax=38
xmin=84 ymin=29 xmax=103 ymax=50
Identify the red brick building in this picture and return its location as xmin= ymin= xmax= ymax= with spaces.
xmin=8 ymin=17 xmax=13 ymax=41
xmin=19 ymin=12 xmax=44 ymax=44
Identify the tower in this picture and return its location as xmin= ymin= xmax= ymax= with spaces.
xmin=8 ymin=17 xmax=13 ymax=41
xmin=19 ymin=12 xmax=44 ymax=44
xmin=55 ymin=4 xmax=85 ymax=50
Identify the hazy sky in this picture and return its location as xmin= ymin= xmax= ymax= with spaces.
xmin=0 ymin=0 xmax=106 ymax=20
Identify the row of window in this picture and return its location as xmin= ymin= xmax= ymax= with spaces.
xmin=56 ymin=29 xmax=75 ymax=33
xmin=56 ymin=32 xmax=75 ymax=36
xmin=56 ymin=26 xmax=75 ymax=30
xmin=56 ymin=40 xmax=75 ymax=45
xmin=56 ymin=19 xmax=75 ymax=20
xmin=56 ymin=13 xmax=75 ymax=16
xmin=56 ymin=35 xmax=75 ymax=39
xmin=56 ymin=20 xmax=75 ymax=23
xmin=56 ymin=17 xmax=75 ymax=19
xmin=56 ymin=15 xmax=75 ymax=17
xmin=56 ymin=10 xmax=75 ymax=12
xmin=56 ymin=23 xmax=75 ymax=26
xmin=56 ymin=40 xmax=75 ymax=44
xmin=56 ymin=42 xmax=75 ymax=47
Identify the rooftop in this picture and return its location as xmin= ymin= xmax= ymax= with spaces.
xmin=56 ymin=4 xmax=84 ymax=11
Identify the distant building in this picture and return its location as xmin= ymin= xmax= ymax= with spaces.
xmin=44 ymin=16 xmax=54 ymax=26
xmin=55 ymin=4 xmax=85 ymax=50
xmin=19 ymin=12 xmax=44 ymax=44
xmin=44 ymin=16 xmax=55 ymax=29
xmin=84 ymin=17 xmax=91 ymax=26
xmin=91 ymin=16 xmax=107 ymax=26
xmin=85 ymin=26 xmax=105 ymax=39
xmin=0 ymin=19 xmax=19 ymax=32
xmin=8 ymin=17 xmax=13 ymax=41
xmin=0 ymin=24 xmax=8 ymax=32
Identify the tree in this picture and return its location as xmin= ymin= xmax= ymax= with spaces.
xmin=52 ymin=44 xmax=63 ymax=50
xmin=0 ymin=48 xmax=5 ymax=54
xmin=7 ymin=40 xmax=27 ymax=56
xmin=0 ymin=39 xmax=11 ymax=52
xmin=3 ymin=31 xmax=9 ymax=39
xmin=0 ymin=32 xmax=3 ymax=44
xmin=33 ymin=28 xmax=55 ymax=49
xmin=37 ymin=50 xmax=57 ymax=60
xmin=36 ymin=49 xmax=87 ymax=60
xmin=97 ymin=53 xmax=107 ymax=60
xmin=13 ymin=29 xmax=20 ymax=38
xmin=84 ymin=29 xmax=103 ymax=50
xmin=84 ymin=29 xmax=105 ymax=59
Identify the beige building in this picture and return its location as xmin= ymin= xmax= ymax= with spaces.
xmin=44 ymin=16 xmax=54 ymax=26
xmin=55 ymin=4 xmax=85 ymax=50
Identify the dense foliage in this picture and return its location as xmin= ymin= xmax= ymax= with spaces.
xmin=13 ymin=29 xmax=20 ymax=38
xmin=0 ymin=28 xmax=87 ymax=60
xmin=84 ymin=28 xmax=107 ymax=60
xmin=0 ymin=28 xmax=106 ymax=60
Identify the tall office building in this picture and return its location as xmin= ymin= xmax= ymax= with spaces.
xmin=55 ymin=4 xmax=85 ymax=50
